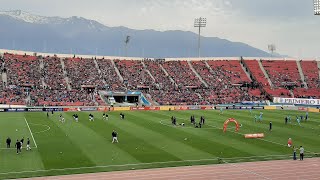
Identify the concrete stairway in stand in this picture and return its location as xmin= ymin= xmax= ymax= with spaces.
xmin=93 ymin=58 xmax=107 ymax=84
xmin=141 ymin=60 xmax=156 ymax=83
xmin=159 ymin=64 xmax=178 ymax=88
xmin=296 ymin=60 xmax=308 ymax=89
xmin=258 ymin=60 xmax=274 ymax=88
xmin=111 ymin=59 xmax=124 ymax=82
xmin=187 ymin=60 xmax=208 ymax=88
xmin=60 ymin=58 xmax=72 ymax=90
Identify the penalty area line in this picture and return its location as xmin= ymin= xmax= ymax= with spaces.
xmin=24 ymin=117 xmax=38 ymax=148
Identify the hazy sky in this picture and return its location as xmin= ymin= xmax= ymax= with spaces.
xmin=1 ymin=0 xmax=319 ymax=58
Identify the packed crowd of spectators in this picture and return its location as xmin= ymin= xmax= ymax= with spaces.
xmin=114 ymin=60 xmax=154 ymax=90
xmin=30 ymin=89 xmax=96 ymax=106
xmin=42 ymin=56 xmax=68 ymax=90
xmin=64 ymin=57 xmax=104 ymax=90
xmin=162 ymin=61 xmax=203 ymax=88
xmin=0 ymin=88 xmax=27 ymax=105
xmin=97 ymin=59 xmax=125 ymax=91
xmin=144 ymin=60 xmax=175 ymax=90
xmin=148 ymin=89 xmax=201 ymax=105
xmin=4 ymin=53 xmax=42 ymax=88
xmin=0 ymin=53 xmax=319 ymax=106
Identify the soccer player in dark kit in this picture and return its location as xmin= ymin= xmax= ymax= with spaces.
xmin=6 ymin=137 xmax=11 ymax=148
xmin=15 ymin=140 xmax=22 ymax=154
xmin=112 ymin=130 xmax=119 ymax=143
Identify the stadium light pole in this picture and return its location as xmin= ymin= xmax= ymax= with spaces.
xmin=268 ymin=44 xmax=276 ymax=57
xmin=315 ymin=0 xmax=320 ymax=15
xmin=194 ymin=17 xmax=206 ymax=58
xmin=125 ymin=35 xmax=131 ymax=57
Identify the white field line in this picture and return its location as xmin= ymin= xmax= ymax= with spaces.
xmin=29 ymin=123 xmax=51 ymax=134
xmin=0 ymin=147 xmax=37 ymax=150
xmin=24 ymin=117 xmax=38 ymax=148
xmin=0 ymin=154 xmax=301 ymax=176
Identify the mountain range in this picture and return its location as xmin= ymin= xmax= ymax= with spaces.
xmin=0 ymin=10 xmax=273 ymax=58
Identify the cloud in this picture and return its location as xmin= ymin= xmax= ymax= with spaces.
xmin=0 ymin=0 xmax=319 ymax=57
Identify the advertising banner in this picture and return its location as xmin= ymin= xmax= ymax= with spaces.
xmin=273 ymin=97 xmax=320 ymax=106
xmin=200 ymin=106 xmax=214 ymax=110
xmin=131 ymin=107 xmax=147 ymax=111
xmin=308 ymin=108 xmax=320 ymax=113
xmin=80 ymin=107 xmax=97 ymax=111
xmin=159 ymin=106 xmax=175 ymax=111
xmin=189 ymin=106 xmax=201 ymax=110
xmin=113 ymin=107 xmax=130 ymax=111
xmin=244 ymin=133 xmax=265 ymax=139
xmin=174 ymin=106 xmax=189 ymax=110
xmin=63 ymin=107 xmax=80 ymax=112
xmin=45 ymin=108 xmax=63 ymax=112
xmin=264 ymin=106 xmax=276 ymax=110
xmin=27 ymin=108 xmax=44 ymax=112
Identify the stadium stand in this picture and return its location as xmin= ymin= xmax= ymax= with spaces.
xmin=114 ymin=60 xmax=154 ymax=89
xmin=42 ymin=56 xmax=68 ymax=90
xmin=0 ymin=52 xmax=319 ymax=106
xmin=64 ymin=57 xmax=104 ymax=90
xmin=96 ymin=59 xmax=125 ymax=91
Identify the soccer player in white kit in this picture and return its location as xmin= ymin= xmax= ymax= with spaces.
xmin=26 ymin=138 xmax=31 ymax=151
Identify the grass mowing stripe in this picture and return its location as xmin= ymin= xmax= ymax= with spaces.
xmin=92 ymin=112 xmax=194 ymax=162
xmin=24 ymin=117 xmax=38 ymax=148
xmin=62 ymin=112 xmax=142 ymax=165
xmin=127 ymin=111 xmax=256 ymax=158
xmin=148 ymin=111 xmax=288 ymax=153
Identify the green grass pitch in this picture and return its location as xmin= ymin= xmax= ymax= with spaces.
xmin=0 ymin=109 xmax=319 ymax=179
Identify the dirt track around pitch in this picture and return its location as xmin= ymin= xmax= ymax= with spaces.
xmin=20 ymin=158 xmax=320 ymax=180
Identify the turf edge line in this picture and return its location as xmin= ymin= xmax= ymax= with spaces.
xmin=24 ymin=117 xmax=38 ymax=148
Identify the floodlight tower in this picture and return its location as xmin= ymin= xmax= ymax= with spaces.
xmin=268 ymin=44 xmax=276 ymax=57
xmin=314 ymin=0 xmax=320 ymax=15
xmin=124 ymin=35 xmax=131 ymax=57
xmin=194 ymin=17 xmax=207 ymax=58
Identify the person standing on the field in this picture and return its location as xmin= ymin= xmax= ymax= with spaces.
xmin=190 ymin=115 xmax=194 ymax=124
xmin=6 ymin=137 xmax=11 ymax=148
xmin=269 ymin=121 xmax=272 ymax=131
xmin=285 ymin=116 xmax=288 ymax=124
xmin=259 ymin=112 xmax=263 ymax=121
xmin=112 ymin=130 xmax=119 ymax=143
xmin=296 ymin=116 xmax=301 ymax=126
xmin=15 ymin=140 xmax=22 ymax=154
xmin=299 ymin=146 xmax=304 ymax=160
xmin=305 ymin=112 xmax=308 ymax=121
xmin=26 ymin=138 xmax=31 ymax=151
xmin=20 ymin=137 xmax=24 ymax=148
xmin=293 ymin=146 xmax=297 ymax=160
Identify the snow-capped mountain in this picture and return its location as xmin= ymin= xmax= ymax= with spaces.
xmin=0 ymin=10 xmax=64 ymax=24
xmin=0 ymin=10 xmax=107 ymax=30
xmin=0 ymin=10 xmax=272 ymax=57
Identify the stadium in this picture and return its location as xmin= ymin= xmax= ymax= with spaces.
xmin=0 ymin=1 xmax=320 ymax=180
